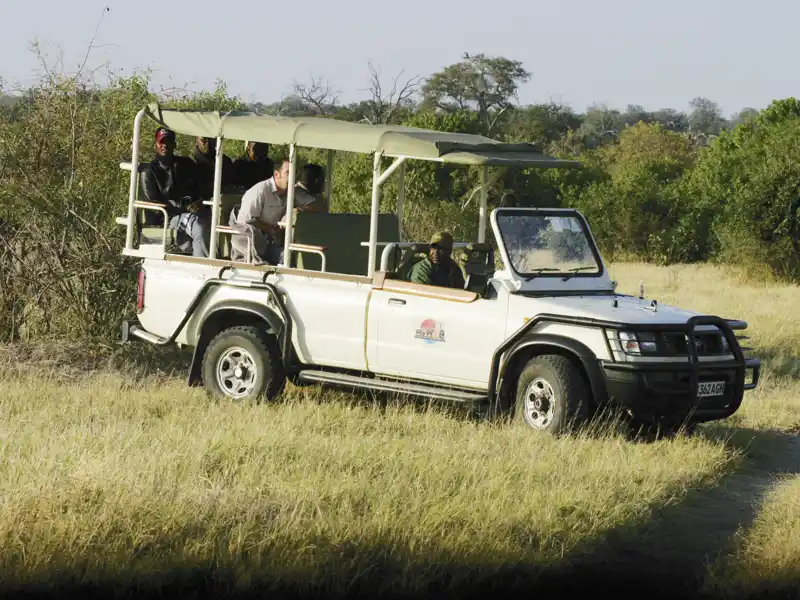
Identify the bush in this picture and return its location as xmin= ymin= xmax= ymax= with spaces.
xmin=1 ymin=64 xmax=799 ymax=345
xmin=687 ymin=99 xmax=800 ymax=280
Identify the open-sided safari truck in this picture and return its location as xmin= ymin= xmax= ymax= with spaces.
xmin=117 ymin=104 xmax=761 ymax=435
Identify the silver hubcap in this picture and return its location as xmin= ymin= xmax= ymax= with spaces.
xmin=523 ymin=377 xmax=556 ymax=429
xmin=216 ymin=347 xmax=257 ymax=399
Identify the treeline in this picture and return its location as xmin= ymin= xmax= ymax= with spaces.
xmin=0 ymin=53 xmax=798 ymax=342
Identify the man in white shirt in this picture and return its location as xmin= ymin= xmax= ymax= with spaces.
xmin=232 ymin=158 xmax=315 ymax=264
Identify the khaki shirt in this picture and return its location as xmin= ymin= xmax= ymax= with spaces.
xmin=237 ymin=178 xmax=316 ymax=228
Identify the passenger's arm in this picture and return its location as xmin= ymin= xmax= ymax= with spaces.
xmin=251 ymin=218 xmax=281 ymax=234
xmin=139 ymin=168 xmax=162 ymax=203
xmin=239 ymin=188 xmax=280 ymax=234
xmin=408 ymin=260 xmax=432 ymax=285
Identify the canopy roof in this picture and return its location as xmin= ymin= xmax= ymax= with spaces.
xmin=145 ymin=103 xmax=581 ymax=168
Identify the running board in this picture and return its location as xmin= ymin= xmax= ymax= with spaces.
xmin=297 ymin=370 xmax=487 ymax=403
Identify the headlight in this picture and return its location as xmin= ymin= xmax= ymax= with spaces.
xmin=618 ymin=331 xmax=658 ymax=354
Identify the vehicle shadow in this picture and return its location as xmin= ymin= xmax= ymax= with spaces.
xmin=539 ymin=425 xmax=800 ymax=600
xmin=1 ymin=427 xmax=797 ymax=600
xmin=0 ymin=340 xmax=194 ymax=382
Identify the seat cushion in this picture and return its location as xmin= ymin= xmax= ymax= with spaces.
xmin=140 ymin=227 xmax=174 ymax=245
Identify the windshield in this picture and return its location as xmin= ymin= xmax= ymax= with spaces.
xmin=495 ymin=212 xmax=601 ymax=277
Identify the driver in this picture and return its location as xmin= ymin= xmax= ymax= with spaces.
xmin=409 ymin=231 xmax=465 ymax=289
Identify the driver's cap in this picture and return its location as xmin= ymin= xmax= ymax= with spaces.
xmin=430 ymin=231 xmax=454 ymax=251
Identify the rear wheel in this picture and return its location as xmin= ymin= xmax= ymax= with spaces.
xmin=201 ymin=326 xmax=286 ymax=401
xmin=513 ymin=355 xmax=589 ymax=435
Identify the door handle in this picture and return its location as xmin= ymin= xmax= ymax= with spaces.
xmin=388 ymin=298 xmax=407 ymax=306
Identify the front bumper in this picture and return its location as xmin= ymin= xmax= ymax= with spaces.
xmin=597 ymin=315 xmax=761 ymax=425
xmin=600 ymin=358 xmax=760 ymax=424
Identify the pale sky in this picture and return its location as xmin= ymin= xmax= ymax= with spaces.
xmin=1 ymin=0 xmax=797 ymax=117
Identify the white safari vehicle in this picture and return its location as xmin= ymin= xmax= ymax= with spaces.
xmin=117 ymin=104 xmax=761 ymax=435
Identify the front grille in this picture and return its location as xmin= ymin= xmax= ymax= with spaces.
xmin=659 ymin=331 xmax=728 ymax=357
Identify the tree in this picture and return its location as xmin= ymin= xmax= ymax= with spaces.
xmin=290 ymin=75 xmax=340 ymax=115
xmin=650 ymin=108 xmax=689 ymax=132
xmin=688 ymin=97 xmax=727 ymax=136
xmin=347 ymin=62 xmax=421 ymax=125
xmin=577 ymin=104 xmax=623 ymax=147
xmin=504 ymin=103 xmax=581 ymax=144
xmin=421 ymin=53 xmax=531 ymax=134
xmin=730 ymin=107 xmax=759 ymax=127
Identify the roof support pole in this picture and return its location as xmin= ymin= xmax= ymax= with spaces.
xmin=125 ymin=108 xmax=146 ymax=251
xmin=377 ymin=156 xmax=406 ymax=186
xmin=325 ymin=149 xmax=334 ymax=211
xmin=283 ymin=143 xmax=298 ymax=268
xmin=396 ymin=161 xmax=406 ymax=240
xmin=478 ymin=165 xmax=489 ymax=243
xmin=209 ymin=136 xmax=224 ymax=259
xmin=367 ymin=151 xmax=384 ymax=277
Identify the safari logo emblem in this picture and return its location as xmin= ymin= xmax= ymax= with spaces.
xmin=415 ymin=319 xmax=446 ymax=344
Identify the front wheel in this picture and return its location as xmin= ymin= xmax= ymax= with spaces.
xmin=201 ymin=326 xmax=286 ymax=401
xmin=513 ymin=355 xmax=590 ymax=435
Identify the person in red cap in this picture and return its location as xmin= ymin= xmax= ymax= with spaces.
xmin=140 ymin=127 xmax=210 ymax=257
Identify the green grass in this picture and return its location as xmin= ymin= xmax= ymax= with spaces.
xmin=0 ymin=262 xmax=798 ymax=599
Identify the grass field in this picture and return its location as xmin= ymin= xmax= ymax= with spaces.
xmin=0 ymin=263 xmax=798 ymax=599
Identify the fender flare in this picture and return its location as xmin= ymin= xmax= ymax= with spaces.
xmin=497 ymin=333 xmax=607 ymax=410
xmin=196 ymin=300 xmax=285 ymax=341
xmin=188 ymin=297 xmax=292 ymax=387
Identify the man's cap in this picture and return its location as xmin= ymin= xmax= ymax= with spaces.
xmin=155 ymin=127 xmax=175 ymax=143
xmin=430 ymin=231 xmax=454 ymax=250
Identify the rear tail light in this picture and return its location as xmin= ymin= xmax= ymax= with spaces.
xmin=136 ymin=268 xmax=146 ymax=313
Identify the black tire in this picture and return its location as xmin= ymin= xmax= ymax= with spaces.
xmin=201 ymin=325 xmax=286 ymax=402
xmin=513 ymin=354 xmax=590 ymax=435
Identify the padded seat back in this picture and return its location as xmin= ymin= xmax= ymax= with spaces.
xmin=394 ymin=244 xmax=429 ymax=281
xmin=292 ymin=212 xmax=400 ymax=275
xmin=461 ymin=242 xmax=495 ymax=295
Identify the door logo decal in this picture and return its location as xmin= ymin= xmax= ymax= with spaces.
xmin=415 ymin=319 xmax=446 ymax=344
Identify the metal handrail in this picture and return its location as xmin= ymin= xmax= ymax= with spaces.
xmin=133 ymin=202 xmax=170 ymax=248
xmin=289 ymin=244 xmax=328 ymax=273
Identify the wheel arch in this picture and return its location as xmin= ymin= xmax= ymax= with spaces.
xmin=498 ymin=334 xmax=607 ymax=413
xmin=188 ymin=301 xmax=285 ymax=387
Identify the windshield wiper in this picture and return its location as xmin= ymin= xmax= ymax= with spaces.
xmin=523 ymin=267 xmax=559 ymax=280
xmin=561 ymin=266 xmax=597 ymax=281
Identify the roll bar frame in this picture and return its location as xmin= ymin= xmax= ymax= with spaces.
xmin=121 ymin=108 xmax=496 ymax=276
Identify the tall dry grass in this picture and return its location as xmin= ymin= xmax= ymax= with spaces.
xmin=0 ymin=262 xmax=797 ymax=598
xmin=0 ymin=367 xmax=739 ymax=597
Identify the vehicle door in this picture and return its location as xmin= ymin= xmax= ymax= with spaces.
xmin=280 ymin=273 xmax=372 ymax=371
xmin=366 ymin=280 xmax=509 ymax=388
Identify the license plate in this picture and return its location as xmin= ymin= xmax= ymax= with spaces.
xmin=697 ymin=381 xmax=726 ymax=397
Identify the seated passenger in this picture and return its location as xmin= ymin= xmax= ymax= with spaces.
xmin=140 ymin=128 xmax=210 ymax=257
xmin=231 ymin=158 xmax=316 ymax=264
xmin=409 ymin=231 xmax=465 ymax=289
xmin=193 ymin=136 xmax=235 ymax=199
xmin=295 ymin=163 xmax=328 ymax=213
xmin=233 ymin=141 xmax=274 ymax=190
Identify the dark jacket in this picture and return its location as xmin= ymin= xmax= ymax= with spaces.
xmin=409 ymin=256 xmax=465 ymax=289
xmin=139 ymin=156 xmax=200 ymax=225
xmin=193 ymin=147 xmax=235 ymax=200
xmin=233 ymin=156 xmax=274 ymax=191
